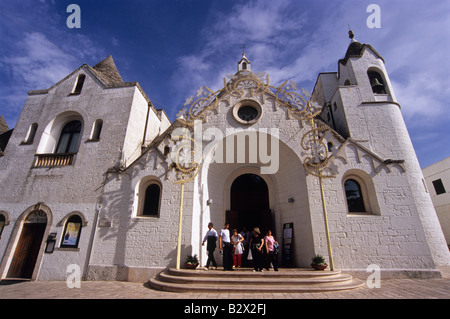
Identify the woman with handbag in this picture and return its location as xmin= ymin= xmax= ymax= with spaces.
xmin=231 ymin=229 xmax=244 ymax=268
xmin=249 ymin=227 xmax=265 ymax=272
xmin=264 ymin=230 xmax=279 ymax=271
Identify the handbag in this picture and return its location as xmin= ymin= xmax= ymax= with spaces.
xmin=273 ymin=242 xmax=279 ymax=254
xmin=247 ymin=249 xmax=253 ymax=260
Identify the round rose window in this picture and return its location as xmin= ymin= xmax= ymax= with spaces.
xmin=237 ymin=105 xmax=259 ymax=121
xmin=232 ymin=99 xmax=263 ymax=124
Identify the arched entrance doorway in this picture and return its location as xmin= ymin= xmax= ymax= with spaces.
xmin=7 ymin=210 xmax=47 ymax=279
xmin=203 ymin=132 xmax=315 ymax=268
xmin=226 ymin=173 xmax=273 ymax=235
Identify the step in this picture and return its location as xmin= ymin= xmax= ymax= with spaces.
xmin=148 ymin=277 xmax=365 ymax=293
xmin=147 ymin=268 xmax=365 ymax=293
xmin=0 ymin=278 xmax=31 ymax=286
xmin=158 ymin=272 xmax=356 ymax=286
xmin=168 ymin=267 xmax=343 ymax=279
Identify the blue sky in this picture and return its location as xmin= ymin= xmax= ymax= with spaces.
xmin=0 ymin=0 xmax=449 ymax=168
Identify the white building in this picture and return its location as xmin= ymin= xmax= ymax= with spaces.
xmin=423 ymin=157 xmax=450 ymax=248
xmin=0 ymin=34 xmax=449 ymax=282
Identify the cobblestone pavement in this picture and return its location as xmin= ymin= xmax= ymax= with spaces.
xmin=0 ymin=267 xmax=449 ymax=299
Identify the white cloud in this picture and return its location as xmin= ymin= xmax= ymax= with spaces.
xmin=0 ymin=30 xmax=104 ymax=126
xmin=212 ymin=0 xmax=302 ymax=43
xmin=0 ymin=1 xmax=105 ymax=128
xmin=0 ymin=32 xmax=79 ymax=127
xmin=391 ymin=78 xmax=446 ymax=121
xmin=170 ymin=0 xmax=358 ymax=107
xmin=172 ymin=0 xmax=449 ymax=118
xmin=167 ymin=0 xmax=450 ymax=167
xmin=367 ymin=1 xmax=450 ymax=132
xmin=1 ymin=32 xmax=76 ymax=89
xmin=170 ymin=0 xmax=309 ymax=110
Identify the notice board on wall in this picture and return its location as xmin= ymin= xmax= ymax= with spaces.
xmin=282 ymin=222 xmax=293 ymax=267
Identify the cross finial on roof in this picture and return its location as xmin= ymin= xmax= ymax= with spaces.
xmin=241 ymin=44 xmax=247 ymax=55
xmin=348 ymin=29 xmax=354 ymax=39
xmin=347 ymin=25 xmax=356 ymax=41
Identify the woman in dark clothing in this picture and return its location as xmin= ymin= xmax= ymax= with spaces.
xmin=249 ymin=227 xmax=265 ymax=272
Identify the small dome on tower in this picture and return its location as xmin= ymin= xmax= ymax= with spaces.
xmin=339 ymin=29 xmax=384 ymax=65
xmin=345 ymin=29 xmax=364 ymax=56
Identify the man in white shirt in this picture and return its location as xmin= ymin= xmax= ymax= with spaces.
xmin=202 ymin=222 xmax=218 ymax=269
xmin=219 ymin=222 xmax=233 ymax=271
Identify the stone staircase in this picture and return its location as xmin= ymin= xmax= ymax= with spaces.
xmin=148 ymin=268 xmax=365 ymax=293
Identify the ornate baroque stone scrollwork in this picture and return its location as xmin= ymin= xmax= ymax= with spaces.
xmin=301 ymin=127 xmax=339 ymax=178
xmin=166 ymin=133 xmax=200 ymax=184
xmin=176 ymin=69 xmax=338 ymax=178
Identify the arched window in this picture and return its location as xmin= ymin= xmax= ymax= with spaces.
xmin=344 ymin=179 xmax=366 ymax=213
xmin=72 ymin=74 xmax=86 ymax=94
xmin=90 ymin=119 xmax=103 ymax=141
xmin=61 ymin=215 xmax=82 ymax=248
xmin=23 ymin=123 xmax=38 ymax=144
xmin=367 ymin=71 xmax=386 ymax=94
xmin=55 ymin=120 xmax=82 ymax=154
xmin=0 ymin=214 xmax=5 ymax=238
xmin=142 ymin=183 xmax=161 ymax=216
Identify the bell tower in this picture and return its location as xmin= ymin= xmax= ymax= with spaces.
xmin=313 ymin=31 xmax=450 ymax=266
xmin=238 ymin=52 xmax=251 ymax=72
xmin=335 ymin=31 xmax=450 ymax=266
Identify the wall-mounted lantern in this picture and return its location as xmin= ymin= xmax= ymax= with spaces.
xmin=45 ymin=232 xmax=57 ymax=253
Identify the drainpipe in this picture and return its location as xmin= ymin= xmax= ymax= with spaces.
xmin=82 ymin=182 xmax=106 ymax=281
xmin=142 ymin=102 xmax=151 ymax=149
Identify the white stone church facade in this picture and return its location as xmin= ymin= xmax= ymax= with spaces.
xmin=0 ymin=36 xmax=449 ymax=282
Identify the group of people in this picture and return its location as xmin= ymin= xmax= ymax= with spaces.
xmin=201 ymin=222 xmax=279 ymax=272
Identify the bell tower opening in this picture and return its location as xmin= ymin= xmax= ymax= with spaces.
xmin=227 ymin=174 xmax=272 ymax=235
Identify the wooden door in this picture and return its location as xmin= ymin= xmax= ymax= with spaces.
xmin=7 ymin=223 xmax=46 ymax=279
xmin=260 ymin=209 xmax=273 ymax=235
xmin=225 ymin=210 xmax=239 ymax=232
